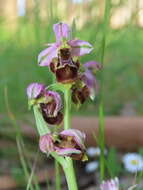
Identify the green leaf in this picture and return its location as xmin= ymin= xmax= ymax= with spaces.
xmin=105 ymin=148 xmax=122 ymax=178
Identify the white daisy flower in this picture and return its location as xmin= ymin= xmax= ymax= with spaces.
xmin=122 ymin=153 xmax=143 ymax=173
xmin=100 ymin=177 xmax=119 ymax=190
xmin=87 ymin=146 xmax=107 ymax=157
xmin=85 ymin=161 xmax=98 ymax=173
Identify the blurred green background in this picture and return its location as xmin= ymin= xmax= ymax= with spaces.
xmin=0 ymin=1 xmax=143 ymax=189
xmin=0 ymin=0 xmax=143 ymax=116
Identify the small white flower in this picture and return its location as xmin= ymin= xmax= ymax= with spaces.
xmin=87 ymin=147 xmax=107 ymax=157
xmin=85 ymin=161 xmax=98 ymax=173
xmin=122 ymin=153 xmax=143 ymax=173
xmin=100 ymin=177 xmax=119 ymax=190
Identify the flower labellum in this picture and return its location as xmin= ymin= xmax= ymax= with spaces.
xmin=39 ymin=129 xmax=87 ymax=161
xmin=40 ymin=91 xmax=63 ymax=125
xmin=72 ymin=85 xmax=89 ymax=105
xmin=50 ymin=48 xmax=79 ymax=83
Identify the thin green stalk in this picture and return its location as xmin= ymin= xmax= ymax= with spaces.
xmin=63 ymin=86 xmax=78 ymax=190
xmin=64 ymin=157 xmax=78 ymax=190
xmin=98 ymin=0 xmax=110 ymax=181
xmin=55 ymin=160 xmax=61 ymax=190
xmin=64 ymin=86 xmax=71 ymax=130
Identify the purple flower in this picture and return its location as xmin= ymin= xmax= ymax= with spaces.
xmin=82 ymin=61 xmax=101 ymax=100
xmin=26 ymin=83 xmax=63 ymax=125
xmin=39 ymin=133 xmax=54 ymax=153
xmin=100 ymin=178 xmax=119 ymax=190
xmin=39 ymin=129 xmax=87 ymax=161
xmin=83 ymin=61 xmax=101 ymax=71
xmin=72 ymin=85 xmax=90 ymax=105
xmin=100 ymin=178 xmax=137 ymax=190
xmin=81 ymin=69 xmax=99 ymax=100
xmin=26 ymin=83 xmax=45 ymax=99
xmin=38 ymin=22 xmax=93 ymax=67
xmin=71 ymin=61 xmax=101 ymax=105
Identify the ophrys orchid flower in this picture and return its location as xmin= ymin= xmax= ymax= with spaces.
xmin=39 ymin=129 xmax=87 ymax=161
xmin=26 ymin=83 xmax=63 ymax=125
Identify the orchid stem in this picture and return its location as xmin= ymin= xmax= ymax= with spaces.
xmin=64 ymin=86 xmax=71 ymax=130
xmin=63 ymin=86 xmax=78 ymax=190
xmin=55 ymin=160 xmax=61 ymax=190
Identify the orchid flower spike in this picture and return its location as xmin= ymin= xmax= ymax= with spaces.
xmin=39 ymin=129 xmax=87 ymax=161
xmin=38 ymin=22 xmax=93 ymax=83
xmin=26 ymin=83 xmax=63 ymax=125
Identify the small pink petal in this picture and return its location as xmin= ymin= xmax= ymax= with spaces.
xmin=68 ymin=39 xmax=93 ymax=56
xmin=39 ymin=134 xmax=54 ymax=153
xmin=38 ymin=44 xmax=58 ymax=66
xmin=26 ymin=83 xmax=45 ymax=99
xmin=53 ymin=22 xmax=70 ymax=42
xmin=84 ymin=61 xmax=101 ymax=70
xmin=60 ymin=129 xmax=86 ymax=150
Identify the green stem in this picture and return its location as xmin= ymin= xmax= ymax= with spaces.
xmin=63 ymin=86 xmax=78 ymax=190
xmin=98 ymin=0 xmax=110 ymax=181
xmin=64 ymin=86 xmax=71 ymax=130
xmin=55 ymin=160 xmax=61 ymax=190
xmin=64 ymin=158 xmax=78 ymax=190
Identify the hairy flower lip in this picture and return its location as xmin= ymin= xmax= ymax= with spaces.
xmin=55 ymin=64 xmax=78 ymax=84
xmin=39 ymin=90 xmax=63 ymax=125
xmin=72 ymin=85 xmax=90 ymax=105
xmin=41 ymin=111 xmax=63 ymax=125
